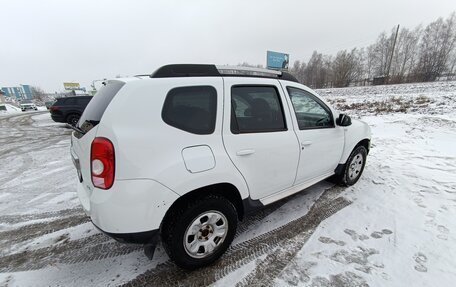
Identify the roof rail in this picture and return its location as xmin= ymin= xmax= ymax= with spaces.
xmin=150 ymin=64 xmax=299 ymax=83
xmin=215 ymin=65 xmax=282 ymax=76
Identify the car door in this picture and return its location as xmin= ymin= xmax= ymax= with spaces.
xmin=282 ymin=82 xmax=344 ymax=184
xmin=222 ymin=77 xmax=300 ymax=200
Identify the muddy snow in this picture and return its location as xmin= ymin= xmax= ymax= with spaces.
xmin=0 ymin=81 xmax=455 ymax=286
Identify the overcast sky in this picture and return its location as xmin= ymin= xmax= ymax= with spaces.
xmin=1 ymin=0 xmax=456 ymax=92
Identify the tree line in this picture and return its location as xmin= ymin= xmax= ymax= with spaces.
xmin=292 ymin=13 xmax=456 ymax=88
xmin=241 ymin=13 xmax=456 ymax=88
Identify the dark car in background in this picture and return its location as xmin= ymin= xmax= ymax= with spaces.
xmin=49 ymin=96 xmax=92 ymax=126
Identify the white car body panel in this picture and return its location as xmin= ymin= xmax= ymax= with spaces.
xmin=280 ymin=81 xmax=345 ymax=184
xmin=338 ymin=119 xmax=371 ymax=163
xmin=221 ymin=77 xmax=300 ymax=200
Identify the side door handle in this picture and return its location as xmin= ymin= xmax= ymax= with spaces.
xmin=236 ymin=149 xmax=255 ymax=156
xmin=301 ymin=141 xmax=313 ymax=147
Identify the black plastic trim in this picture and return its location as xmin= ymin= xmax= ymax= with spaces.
xmin=93 ymin=222 xmax=160 ymax=245
xmin=151 ymin=64 xmax=221 ymax=78
xmin=334 ymin=163 xmax=345 ymax=175
xmin=242 ymin=197 xmax=264 ymax=215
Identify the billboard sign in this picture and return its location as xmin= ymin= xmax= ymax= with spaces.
xmin=267 ymin=51 xmax=289 ymax=70
xmin=63 ymin=82 xmax=81 ymax=90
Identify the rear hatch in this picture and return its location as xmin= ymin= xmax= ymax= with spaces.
xmin=70 ymin=81 xmax=125 ymax=206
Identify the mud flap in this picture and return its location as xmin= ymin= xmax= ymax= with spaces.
xmin=144 ymin=244 xmax=157 ymax=260
xmin=143 ymin=233 xmax=160 ymax=260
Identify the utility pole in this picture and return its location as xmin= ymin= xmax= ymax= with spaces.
xmin=385 ymin=24 xmax=400 ymax=84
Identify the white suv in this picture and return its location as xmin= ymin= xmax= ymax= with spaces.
xmin=70 ymin=64 xmax=371 ymax=269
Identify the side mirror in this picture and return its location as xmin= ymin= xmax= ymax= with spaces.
xmin=336 ymin=113 xmax=352 ymax=126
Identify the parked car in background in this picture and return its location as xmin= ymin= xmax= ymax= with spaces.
xmin=50 ymin=96 xmax=92 ymax=126
xmin=20 ymin=102 xmax=38 ymax=112
xmin=70 ymin=64 xmax=371 ymax=269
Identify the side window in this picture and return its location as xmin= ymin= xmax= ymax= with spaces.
xmin=162 ymin=86 xmax=217 ymax=135
xmin=287 ymin=87 xmax=334 ymax=129
xmin=231 ymin=86 xmax=286 ymax=134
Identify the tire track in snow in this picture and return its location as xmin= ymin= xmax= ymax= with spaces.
xmin=0 ymin=207 xmax=84 ymax=225
xmin=121 ymin=188 xmax=351 ymax=287
xmin=0 ymin=203 xmax=283 ymax=273
xmin=0 ymin=213 xmax=90 ymax=248
xmin=0 ymin=185 xmax=348 ymax=279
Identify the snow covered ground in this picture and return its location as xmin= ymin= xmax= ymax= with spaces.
xmin=0 ymin=81 xmax=455 ymax=286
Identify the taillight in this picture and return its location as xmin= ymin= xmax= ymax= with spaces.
xmin=91 ymin=137 xmax=115 ymax=189
xmin=50 ymin=106 xmax=59 ymax=112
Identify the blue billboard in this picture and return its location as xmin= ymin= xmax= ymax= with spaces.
xmin=267 ymin=51 xmax=289 ymax=70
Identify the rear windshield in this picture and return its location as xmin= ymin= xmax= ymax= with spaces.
xmin=78 ymin=81 xmax=125 ymax=131
xmin=55 ymin=98 xmax=66 ymax=104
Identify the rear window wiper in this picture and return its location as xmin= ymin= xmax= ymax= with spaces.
xmin=67 ymin=124 xmax=86 ymax=135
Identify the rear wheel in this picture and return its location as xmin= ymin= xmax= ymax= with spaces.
xmin=66 ymin=114 xmax=80 ymax=126
xmin=162 ymin=195 xmax=238 ymax=269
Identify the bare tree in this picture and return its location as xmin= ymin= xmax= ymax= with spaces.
xmin=332 ymin=48 xmax=363 ymax=87
xmin=303 ymin=51 xmax=333 ymax=88
xmin=31 ymin=86 xmax=47 ymax=102
xmin=290 ymin=60 xmax=306 ymax=84
xmin=415 ymin=13 xmax=456 ymax=81
xmin=367 ymin=31 xmax=395 ymax=77
xmin=389 ymin=27 xmax=421 ymax=83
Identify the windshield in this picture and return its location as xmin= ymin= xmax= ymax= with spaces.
xmin=77 ymin=81 xmax=125 ymax=133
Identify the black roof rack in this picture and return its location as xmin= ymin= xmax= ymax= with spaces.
xmin=150 ymin=64 xmax=299 ymax=83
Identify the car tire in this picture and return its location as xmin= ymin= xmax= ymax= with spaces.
xmin=162 ymin=195 xmax=238 ymax=270
xmin=67 ymin=114 xmax=80 ymax=126
xmin=337 ymin=146 xmax=367 ymax=186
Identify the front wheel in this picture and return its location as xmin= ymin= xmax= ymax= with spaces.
xmin=162 ymin=195 xmax=238 ymax=269
xmin=337 ymin=146 xmax=367 ymax=186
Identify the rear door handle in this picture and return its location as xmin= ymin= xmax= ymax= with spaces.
xmin=301 ymin=141 xmax=313 ymax=147
xmin=236 ymin=149 xmax=255 ymax=156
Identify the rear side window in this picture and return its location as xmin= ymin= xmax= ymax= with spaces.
xmin=65 ymin=98 xmax=76 ymax=105
xmin=77 ymin=97 xmax=92 ymax=105
xmin=231 ymin=86 xmax=287 ymax=133
xmin=162 ymin=86 xmax=217 ymax=135
xmin=78 ymin=81 xmax=125 ymax=128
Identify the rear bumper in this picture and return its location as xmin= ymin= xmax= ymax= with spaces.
xmin=77 ymin=178 xmax=179 ymax=234
xmin=93 ymin=222 xmax=160 ymax=244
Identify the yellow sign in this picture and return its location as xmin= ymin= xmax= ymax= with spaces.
xmin=63 ymin=82 xmax=80 ymax=90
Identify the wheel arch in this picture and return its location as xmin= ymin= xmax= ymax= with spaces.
xmin=160 ymin=182 xmax=246 ymax=233
xmin=354 ymin=138 xmax=370 ymax=154
xmin=65 ymin=112 xmax=81 ymax=121
xmin=335 ymin=138 xmax=370 ymax=175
